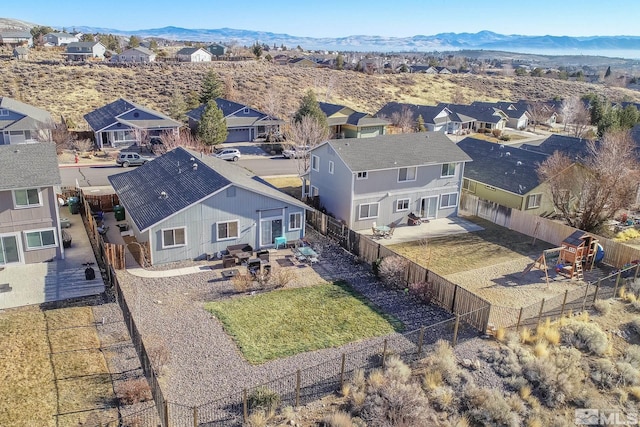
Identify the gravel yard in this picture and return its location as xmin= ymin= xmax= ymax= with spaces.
xmin=115 ymin=230 xmax=460 ymax=407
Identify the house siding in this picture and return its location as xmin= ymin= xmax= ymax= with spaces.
xmin=147 ymin=186 xmax=305 ymax=265
xmin=308 ymin=144 xmax=353 ymax=223
xmin=0 ymin=187 xmax=60 ymax=263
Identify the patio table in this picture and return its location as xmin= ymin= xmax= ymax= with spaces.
xmin=295 ymin=246 xmax=319 ymax=263
xmin=375 ymin=225 xmax=390 ymax=233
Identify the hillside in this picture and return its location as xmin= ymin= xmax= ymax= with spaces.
xmin=1 ymin=49 xmax=640 ymax=129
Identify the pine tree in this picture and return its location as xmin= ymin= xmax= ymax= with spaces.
xmin=336 ymin=54 xmax=344 ymax=70
xmin=294 ymin=90 xmax=328 ymax=130
xmin=417 ymin=115 xmax=426 ymax=132
xmin=168 ymin=90 xmax=187 ymax=123
xmin=605 ymin=66 xmax=612 ymax=78
xmin=128 ymin=35 xmax=141 ymax=48
xmin=197 ymin=100 xmax=228 ymax=149
xmin=200 ymin=70 xmax=224 ymax=104
xmin=186 ymin=91 xmax=201 ymax=111
xmin=252 ymin=43 xmax=263 ymax=59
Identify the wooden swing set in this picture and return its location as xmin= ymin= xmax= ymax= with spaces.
xmin=522 ymin=231 xmax=599 ymax=287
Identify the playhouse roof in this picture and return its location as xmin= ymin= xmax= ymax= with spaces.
xmin=563 ymin=230 xmax=589 ymax=247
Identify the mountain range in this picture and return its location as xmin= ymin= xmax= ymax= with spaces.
xmin=3 ymin=17 xmax=640 ymax=55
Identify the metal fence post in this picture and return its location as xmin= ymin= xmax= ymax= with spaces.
xmin=536 ymin=299 xmax=545 ymax=326
xmin=452 ymin=314 xmax=460 ymax=347
xmin=381 ymin=339 xmax=388 ymax=368
xmin=193 ymin=406 xmax=198 ymax=427
xmin=295 ymin=370 xmax=301 ymax=407
xmin=560 ymin=290 xmax=568 ymax=318
xmin=515 ymin=307 xmax=523 ymax=331
xmin=163 ymin=401 xmax=169 ymax=427
xmin=592 ymin=279 xmax=601 ymax=303
xmin=243 ymin=389 xmax=248 ymax=422
xmin=613 ymin=270 xmax=622 ymax=298
xmin=635 ymin=263 xmax=640 ymax=280
xmin=339 ymin=354 xmax=346 ymax=389
xmin=581 ymin=284 xmax=590 ymax=311
xmin=417 ymin=327 xmax=425 ymax=356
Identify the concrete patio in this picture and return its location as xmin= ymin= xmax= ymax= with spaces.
xmin=0 ymin=206 xmax=105 ymax=310
xmin=363 ymin=216 xmax=484 ymax=246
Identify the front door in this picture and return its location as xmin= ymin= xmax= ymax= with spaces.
xmin=260 ymin=218 xmax=283 ymax=247
xmin=420 ymin=196 xmax=438 ymax=219
xmin=0 ymin=234 xmax=21 ymax=265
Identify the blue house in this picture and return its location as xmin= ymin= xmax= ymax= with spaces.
xmin=109 ymin=147 xmax=309 ymax=265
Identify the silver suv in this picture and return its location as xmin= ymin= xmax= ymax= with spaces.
xmin=116 ymin=152 xmax=154 ymax=167
xmin=214 ymin=148 xmax=241 ymax=161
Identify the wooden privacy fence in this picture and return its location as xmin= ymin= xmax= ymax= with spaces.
xmin=84 ymin=193 xmax=120 ymax=212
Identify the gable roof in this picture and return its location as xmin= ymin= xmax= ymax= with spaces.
xmin=186 ymin=98 xmax=282 ymax=125
xmin=458 ymin=137 xmax=549 ymax=195
xmin=0 ymin=143 xmax=61 ymax=190
xmin=109 ymin=147 xmax=308 ymax=232
xmin=438 ymin=103 xmax=506 ymax=124
xmin=376 ymin=102 xmax=455 ymax=125
xmin=471 ymin=101 xmax=528 ymax=119
xmin=519 ymin=134 xmax=591 ymax=160
xmin=0 ymin=97 xmax=53 ymax=131
xmin=65 ymin=41 xmax=103 ymax=52
xmin=119 ymin=46 xmax=155 ymax=56
xmin=176 ymin=47 xmax=210 ymax=56
xmin=83 ymin=98 xmax=181 ymax=132
xmin=319 ymin=102 xmax=347 ymax=117
xmin=321 ymin=132 xmax=471 ymax=172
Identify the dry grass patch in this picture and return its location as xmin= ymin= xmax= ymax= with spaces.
xmin=263 ymin=176 xmax=302 ymax=200
xmin=57 ymin=375 xmax=117 ymax=426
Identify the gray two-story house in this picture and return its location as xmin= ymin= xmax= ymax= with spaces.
xmin=64 ymin=41 xmax=106 ymax=61
xmin=0 ymin=143 xmax=64 ymax=266
xmin=0 ymin=97 xmax=53 ymax=145
xmin=306 ymin=133 xmax=471 ymax=230
xmin=109 ymin=147 xmax=309 ymax=265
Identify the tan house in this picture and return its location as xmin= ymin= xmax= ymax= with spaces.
xmin=319 ymin=102 xmax=389 ymax=139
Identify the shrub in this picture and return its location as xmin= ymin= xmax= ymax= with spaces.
xmin=232 ymin=273 xmax=252 ymax=293
xmin=430 ymin=386 xmax=457 ymax=412
xmin=534 ymin=342 xmax=549 ymax=358
xmin=464 ymin=386 xmax=521 ymax=427
xmin=367 ymin=369 xmax=386 ymax=389
xmin=360 ymin=379 xmax=434 ymax=427
xmin=248 ymin=387 xmax=281 ymax=413
xmin=350 ymin=369 xmax=366 ymax=392
xmin=560 ymin=319 xmax=609 ymax=356
xmin=631 ymin=300 xmax=640 ymax=312
xmin=590 ymin=358 xmax=618 ymax=388
xmin=495 ymin=326 xmax=507 ymax=342
xmin=492 ymin=129 xmax=502 ymax=138
xmin=523 ymin=347 xmax=584 ymax=407
xmin=247 ymin=410 xmax=268 ymax=427
xmin=421 ymin=340 xmax=461 ymax=385
xmin=520 ymin=327 xmax=533 ymax=344
xmin=147 ymin=338 xmax=170 ymax=375
xmin=269 ymin=268 xmax=296 ymax=289
xmin=322 ymin=411 xmax=354 ymax=427
xmin=408 ymin=281 xmax=435 ymax=303
xmin=482 ymin=347 xmax=522 ymax=377
xmin=377 ymin=256 xmax=408 ymax=289
xmin=384 ymin=355 xmax=412 ymax=384
xmin=624 ymin=345 xmax=640 ymax=368
xmin=629 ymin=386 xmax=640 ymax=401
xmin=593 ymin=299 xmax=611 ymax=315
xmin=499 ymin=134 xmax=512 ymax=141
xmin=631 ymin=319 xmax=640 ymax=335
xmin=372 ymin=258 xmax=382 ymax=277
xmin=119 ymin=378 xmax=152 ymax=405
xmin=615 ymin=362 xmax=640 ymax=386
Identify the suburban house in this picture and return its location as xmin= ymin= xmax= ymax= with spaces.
xmin=376 ymin=102 xmax=472 ymax=134
xmin=0 ymin=143 xmax=64 ymax=266
xmin=458 ymin=137 xmax=556 ymax=216
xmin=108 ymin=147 xmax=309 ymax=265
xmin=64 ymin=41 xmax=106 ymax=61
xmin=176 ymin=47 xmax=212 ymax=62
xmin=305 ymin=133 xmax=471 ymax=230
xmin=0 ymin=31 xmax=33 ymax=47
xmin=206 ymin=43 xmax=227 ymax=58
xmin=12 ymin=47 xmax=29 ymax=60
xmin=438 ymin=103 xmax=507 ymax=132
xmin=288 ymin=58 xmax=317 ymax=67
xmin=84 ymin=98 xmax=181 ymax=149
xmin=519 ymin=134 xmax=591 ymax=160
xmin=471 ymin=101 xmax=530 ymax=130
xmin=409 ymin=65 xmax=451 ymax=74
xmin=319 ymin=102 xmax=389 ymax=139
xmin=0 ymin=97 xmax=53 ymax=145
xmin=112 ymin=47 xmax=156 ymax=63
xmin=187 ymin=98 xmax=284 ymax=143
xmin=44 ymin=32 xmax=79 ymax=46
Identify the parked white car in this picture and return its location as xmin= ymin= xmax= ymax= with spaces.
xmin=214 ymin=148 xmax=241 ymax=161
xmin=282 ymin=146 xmax=310 ymax=159
xmin=116 ymin=152 xmax=154 ymax=167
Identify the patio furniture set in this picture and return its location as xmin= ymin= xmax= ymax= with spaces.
xmin=219 ymin=241 xmax=321 ymax=278
xmin=371 ymin=222 xmax=396 ymax=239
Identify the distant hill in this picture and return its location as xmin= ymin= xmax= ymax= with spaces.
xmin=0 ymin=17 xmax=36 ymax=31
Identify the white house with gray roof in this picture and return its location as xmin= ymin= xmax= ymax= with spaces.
xmin=0 ymin=143 xmax=64 ymax=266
xmin=112 ymin=47 xmax=156 ymax=63
xmin=176 ymin=47 xmax=212 ymax=62
xmin=305 ymin=133 xmax=471 ymax=230
xmin=84 ymin=98 xmax=181 ymax=148
xmin=109 ymin=147 xmax=310 ymax=265
xmin=44 ymin=32 xmax=79 ymax=46
xmin=0 ymin=97 xmax=53 ymax=145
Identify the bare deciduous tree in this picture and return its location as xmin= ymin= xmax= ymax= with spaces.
xmin=284 ymin=115 xmax=329 ymax=176
xmin=390 ymin=107 xmax=415 ymax=133
xmin=526 ymin=101 xmax=551 ymax=133
xmin=560 ymin=96 xmax=591 ymax=137
xmin=537 ymin=130 xmax=640 ymax=231
xmin=152 ymin=131 xmax=205 ymax=155
xmin=36 ymin=119 xmax=76 ymax=154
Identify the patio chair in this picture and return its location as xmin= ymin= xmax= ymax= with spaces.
xmin=384 ymin=226 xmax=396 ymax=239
xmin=372 ymin=226 xmax=381 ymax=239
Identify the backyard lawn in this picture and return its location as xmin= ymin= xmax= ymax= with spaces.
xmin=205 ymin=282 xmax=403 ymax=364
xmin=388 ymin=217 xmax=553 ymax=276
xmin=0 ymin=306 xmax=118 ymax=427
xmin=263 ymin=176 xmax=302 ymax=200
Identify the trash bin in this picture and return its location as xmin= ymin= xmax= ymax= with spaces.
xmin=114 ymin=205 xmax=126 ymax=221
xmin=68 ymin=197 xmax=80 ymax=215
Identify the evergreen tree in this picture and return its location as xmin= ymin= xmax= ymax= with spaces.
xmin=252 ymin=42 xmax=263 ymax=59
xmin=605 ymin=66 xmax=612 ymax=78
xmin=128 ymin=35 xmax=141 ymax=48
xmin=197 ymin=100 xmax=228 ymax=149
xmin=336 ymin=54 xmax=344 ymax=70
xmin=81 ymin=33 xmax=95 ymax=42
xmin=417 ymin=115 xmax=426 ymax=132
xmin=30 ymin=25 xmax=54 ymax=46
xmin=200 ymin=70 xmax=224 ymax=104
xmin=168 ymin=90 xmax=187 ymax=123
xmin=294 ymin=90 xmax=328 ymax=130
xmin=186 ymin=91 xmax=201 ymax=111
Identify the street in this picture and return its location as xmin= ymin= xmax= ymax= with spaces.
xmin=59 ymin=157 xmax=301 ymax=187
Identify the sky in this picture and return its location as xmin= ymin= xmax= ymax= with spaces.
xmin=4 ymin=0 xmax=640 ymax=38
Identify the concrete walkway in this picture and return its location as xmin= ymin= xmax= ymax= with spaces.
xmin=126 ymin=265 xmax=214 ymax=278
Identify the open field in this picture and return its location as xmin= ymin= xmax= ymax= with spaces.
xmin=205 ymin=281 xmax=403 ymax=364
xmin=0 ymin=305 xmax=118 ymax=427
xmin=2 ymin=49 xmax=640 ymax=130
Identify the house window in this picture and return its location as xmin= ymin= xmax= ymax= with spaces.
xmin=13 ymin=188 xmax=41 ymax=208
xmin=396 ymin=198 xmax=410 ymax=212
xmin=441 ymin=163 xmax=456 ymax=177
xmin=226 ymin=187 xmax=236 ymax=197
xmin=357 ymin=171 xmax=368 ymax=180
xmin=328 ymin=161 xmax=334 ymax=174
xmin=24 ymin=228 xmax=57 ymax=250
xmin=289 ymin=212 xmax=302 ymax=230
xmin=243 ymin=108 xmax=249 ymax=114
xmin=162 ymin=227 xmax=186 ymax=248
xmin=358 ymin=203 xmax=379 ymax=220
xmin=217 ymin=220 xmax=239 ymax=240
xmin=398 ymin=167 xmax=417 ymax=182
xmin=526 ymin=194 xmax=542 ymax=209
xmin=440 ymin=193 xmax=458 ymax=209
xmin=0 ymin=109 xmax=8 ymax=116
xmin=462 ymin=179 xmax=476 ymax=193
xmin=310 ymin=186 xmax=319 ymax=197
xmin=311 ymin=155 xmax=319 ymax=171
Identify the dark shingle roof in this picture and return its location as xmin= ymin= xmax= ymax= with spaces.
xmin=438 ymin=103 xmax=504 ymax=124
xmin=83 ymin=98 xmax=179 ymax=131
xmin=176 ymin=47 xmax=202 ymax=55
xmin=325 ymin=133 xmax=471 ymax=172
xmin=519 ymin=134 xmax=591 ymax=160
xmin=109 ymin=147 xmax=308 ymax=231
xmin=318 ymin=102 xmax=346 ymax=117
xmin=186 ymin=98 xmax=279 ymax=123
xmin=458 ymin=137 xmax=548 ymax=195
xmin=0 ymin=143 xmax=61 ymax=190
xmin=376 ymin=102 xmax=460 ymax=125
